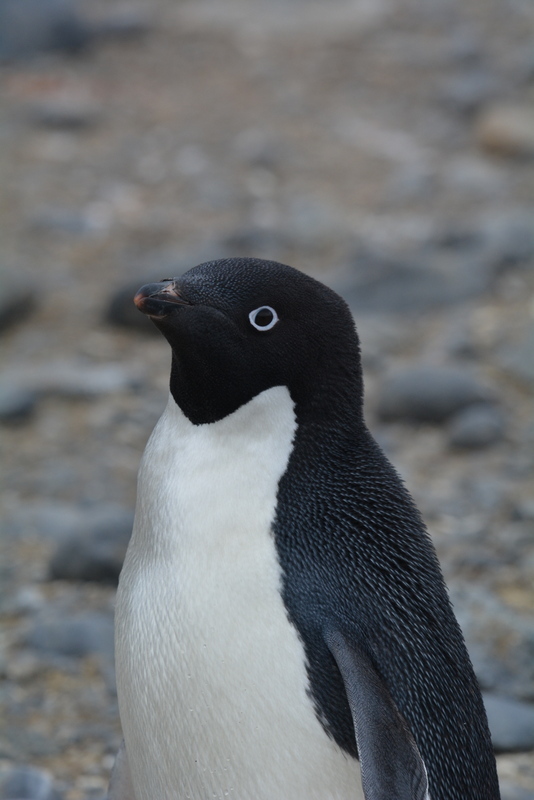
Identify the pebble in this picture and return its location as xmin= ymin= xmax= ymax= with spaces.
xmin=498 ymin=329 xmax=534 ymax=389
xmin=1 ymin=361 xmax=144 ymax=398
xmin=450 ymin=582 xmax=534 ymax=700
xmin=0 ymin=765 xmax=62 ymax=800
xmin=440 ymin=70 xmax=500 ymax=115
xmin=0 ymin=0 xmax=91 ymax=60
xmin=0 ymin=268 xmax=37 ymax=334
xmin=0 ymin=385 xmax=37 ymax=424
xmin=484 ymin=694 xmax=534 ymax=753
xmin=448 ymin=403 xmax=506 ymax=448
xmin=375 ymin=366 xmax=495 ymax=423
xmin=27 ymin=99 xmax=103 ymax=131
xmin=476 ymin=105 xmax=534 ymax=158
xmin=344 ymin=246 xmax=493 ymax=314
xmin=49 ymin=507 xmax=133 ymax=584
xmin=27 ymin=611 xmax=115 ymax=661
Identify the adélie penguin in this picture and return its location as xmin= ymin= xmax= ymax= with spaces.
xmin=111 ymin=257 xmax=500 ymax=800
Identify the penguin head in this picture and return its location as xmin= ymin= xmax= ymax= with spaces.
xmin=134 ymin=257 xmax=362 ymax=425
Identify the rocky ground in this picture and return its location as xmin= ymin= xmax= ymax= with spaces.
xmin=0 ymin=0 xmax=533 ymax=797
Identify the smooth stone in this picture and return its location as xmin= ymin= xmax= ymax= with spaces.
xmin=440 ymin=70 xmax=499 ymax=115
xmin=484 ymin=694 xmax=534 ymax=752
xmin=27 ymin=99 xmax=103 ymax=131
xmin=450 ymin=582 xmax=534 ymax=700
xmin=0 ymin=361 xmax=143 ymax=398
xmin=0 ymin=268 xmax=36 ymax=334
xmin=49 ymin=508 xmax=133 ymax=584
xmin=476 ymin=105 xmax=534 ymax=158
xmin=448 ymin=403 xmax=506 ymax=448
xmin=27 ymin=611 xmax=114 ymax=660
xmin=0 ymin=385 xmax=37 ymax=424
xmin=375 ymin=366 xmax=495 ymax=423
xmin=0 ymin=765 xmax=61 ymax=800
xmin=0 ymin=0 xmax=91 ymax=60
xmin=498 ymin=330 xmax=534 ymax=388
xmin=343 ymin=246 xmax=493 ymax=314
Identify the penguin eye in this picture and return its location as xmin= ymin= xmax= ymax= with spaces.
xmin=249 ymin=306 xmax=278 ymax=331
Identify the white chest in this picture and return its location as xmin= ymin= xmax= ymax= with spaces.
xmin=115 ymin=386 xmax=362 ymax=800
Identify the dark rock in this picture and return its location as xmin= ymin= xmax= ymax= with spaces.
xmin=451 ymin=583 xmax=534 ymax=700
xmin=0 ymin=269 xmax=37 ymax=334
xmin=0 ymin=361 xmax=143 ymax=398
xmin=448 ymin=403 xmax=506 ymax=448
xmin=375 ymin=366 xmax=495 ymax=423
xmin=476 ymin=104 xmax=534 ymax=158
xmin=343 ymin=246 xmax=493 ymax=314
xmin=0 ymin=765 xmax=62 ymax=800
xmin=0 ymin=0 xmax=91 ymax=61
xmin=498 ymin=330 xmax=534 ymax=389
xmin=484 ymin=694 xmax=534 ymax=752
xmin=0 ymin=385 xmax=37 ymax=424
xmin=513 ymin=500 xmax=534 ymax=521
xmin=49 ymin=507 xmax=133 ymax=584
xmin=440 ymin=70 xmax=500 ymax=115
xmin=27 ymin=99 xmax=103 ymax=131
xmin=93 ymin=8 xmax=152 ymax=41
xmin=27 ymin=611 xmax=114 ymax=660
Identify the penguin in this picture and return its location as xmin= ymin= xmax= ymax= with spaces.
xmin=111 ymin=257 xmax=500 ymax=800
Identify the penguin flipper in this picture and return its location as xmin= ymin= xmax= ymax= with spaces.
xmin=325 ymin=628 xmax=429 ymax=800
xmin=108 ymin=740 xmax=135 ymax=800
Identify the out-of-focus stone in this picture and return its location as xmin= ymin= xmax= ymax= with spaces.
xmin=0 ymin=385 xmax=37 ymax=424
xmin=375 ymin=366 xmax=495 ymax=423
xmin=0 ymin=268 xmax=36 ymax=333
xmin=0 ymin=765 xmax=61 ymax=800
xmin=0 ymin=0 xmax=91 ymax=60
xmin=27 ymin=98 xmax=103 ymax=131
xmin=27 ymin=611 xmax=115 ymax=660
xmin=484 ymin=694 xmax=534 ymax=753
xmin=448 ymin=403 xmax=506 ymax=448
xmin=476 ymin=105 xmax=534 ymax=158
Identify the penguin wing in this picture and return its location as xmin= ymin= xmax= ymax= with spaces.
xmin=325 ymin=628 xmax=429 ymax=800
xmin=108 ymin=740 xmax=135 ymax=800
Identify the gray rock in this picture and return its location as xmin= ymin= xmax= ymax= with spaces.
xmin=500 ymin=785 xmax=534 ymax=800
xmin=0 ymin=361 xmax=143 ymax=398
xmin=375 ymin=366 xmax=495 ymax=423
xmin=3 ymin=502 xmax=93 ymax=541
xmin=484 ymin=694 xmax=534 ymax=752
xmin=440 ymin=70 xmax=500 ymax=115
xmin=0 ymin=385 xmax=37 ymax=424
xmin=448 ymin=403 xmax=506 ymax=448
xmin=93 ymin=8 xmax=152 ymax=40
xmin=476 ymin=104 xmax=534 ymax=158
xmin=498 ymin=330 xmax=534 ymax=389
xmin=0 ymin=0 xmax=91 ymax=60
xmin=0 ymin=268 xmax=36 ymax=334
xmin=0 ymin=765 xmax=62 ymax=800
xmin=27 ymin=99 xmax=103 ymax=131
xmin=478 ymin=211 xmax=534 ymax=269
xmin=343 ymin=247 xmax=493 ymax=314
xmin=49 ymin=507 xmax=133 ymax=584
xmin=451 ymin=583 xmax=534 ymax=700
xmin=27 ymin=611 xmax=114 ymax=660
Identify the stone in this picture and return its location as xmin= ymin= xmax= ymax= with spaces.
xmin=27 ymin=611 xmax=115 ymax=660
xmin=0 ymin=765 xmax=61 ymax=800
xmin=498 ymin=330 xmax=534 ymax=388
xmin=0 ymin=0 xmax=91 ymax=60
xmin=343 ymin=246 xmax=493 ymax=314
xmin=476 ymin=105 xmax=534 ymax=158
xmin=0 ymin=361 xmax=143 ymax=398
xmin=484 ymin=694 xmax=534 ymax=752
xmin=440 ymin=70 xmax=499 ymax=115
xmin=0 ymin=384 xmax=37 ymax=424
xmin=448 ymin=403 xmax=506 ymax=448
xmin=375 ymin=366 xmax=495 ymax=423
xmin=0 ymin=268 xmax=37 ymax=334
xmin=27 ymin=99 xmax=103 ymax=131
xmin=49 ymin=507 xmax=133 ymax=584
xmin=450 ymin=582 xmax=534 ymax=700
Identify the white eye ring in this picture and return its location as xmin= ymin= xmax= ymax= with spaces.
xmin=249 ymin=305 xmax=278 ymax=331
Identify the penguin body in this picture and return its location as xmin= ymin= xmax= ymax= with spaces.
xmin=113 ymin=258 xmax=500 ymax=800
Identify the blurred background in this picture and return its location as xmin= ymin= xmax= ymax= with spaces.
xmin=0 ymin=0 xmax=533 ymax=798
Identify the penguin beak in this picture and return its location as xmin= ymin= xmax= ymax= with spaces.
xmin=134 ymin=280 xmax=190 ymax=318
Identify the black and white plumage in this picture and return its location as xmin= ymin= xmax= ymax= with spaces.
xmin=112 ymin=257 xmax=500 ymax=800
